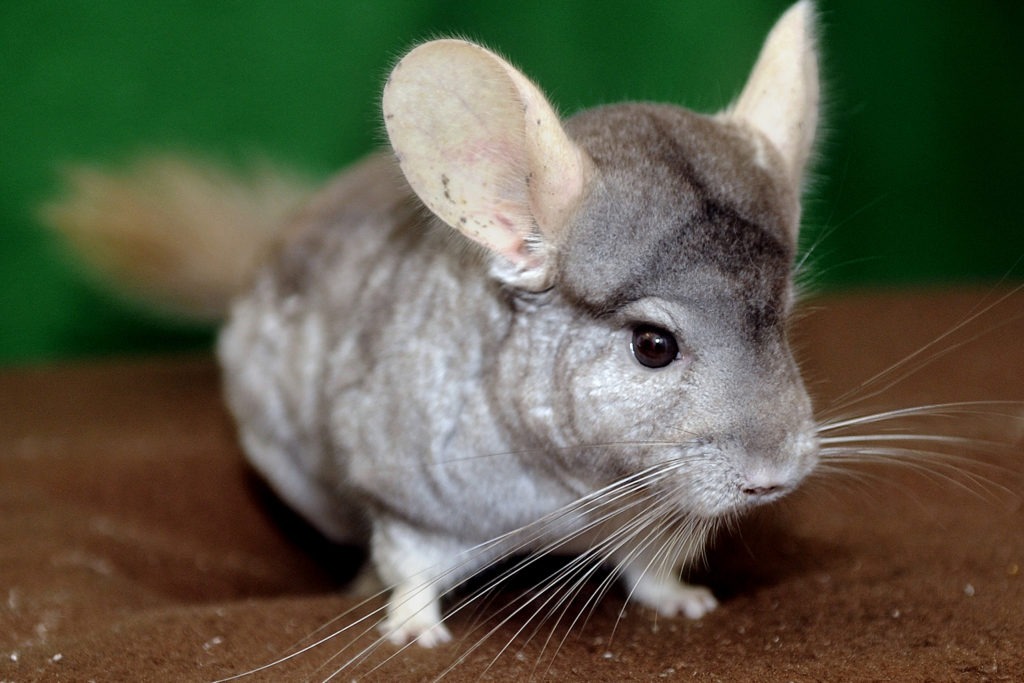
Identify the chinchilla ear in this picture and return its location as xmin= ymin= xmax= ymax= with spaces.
xmin=723 ymin=1 xmax=820 ymax=201
xmin=383 ymin=39 xmax=593 ymax=291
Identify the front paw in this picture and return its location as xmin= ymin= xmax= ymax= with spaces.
xmin=626 ymin=573 xmax=719 ymax=620
xmin=382 ymin=613 xmax=453 ymax=648
xmin=652 ymin=582 xmax=718 ymax=619
xmin=381 ymin=582 xmax=453 ymax=648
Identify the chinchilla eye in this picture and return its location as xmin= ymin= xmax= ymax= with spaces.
xmin=630 ymin=324 xmax=679 ymax=368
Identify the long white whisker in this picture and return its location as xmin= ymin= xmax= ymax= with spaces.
xmin=826 ymin=284 xmax=1024 ymax=414
xmin=211 ymin=589 xmax=392 ymax=683
xmin=450 ymin=457 xmax=707 ymax=678
xmin=527 ymin=495 xmax=708 ymax=681
xmin=818 ymin=433 xmax=1010 ymax=450
xmin=389 ymin=459 xmax=694 ymax=680
xmin=442 ymin=473 xmax=687 ymax=677
xmin=818 ymin=446 xmax=1016 ymax=500
xmin=817 ymin=401 xmax=1024 ymax=433
xmin=530 ymin=520 xmax=667 ymax=679
xmin=547 ymin=501 xmax=681 ymax=638
xmin=316 ymin=466 xmax=682 ymax=680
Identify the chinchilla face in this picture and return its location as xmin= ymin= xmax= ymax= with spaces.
xmin=499 ymin=105 xmax=818 ymax=519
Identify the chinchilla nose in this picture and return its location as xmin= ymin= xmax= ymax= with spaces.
xmin=741 ymin=483 xmax=784 ymax=497
xmin=738 ymin=466 xmax=796 ymax=502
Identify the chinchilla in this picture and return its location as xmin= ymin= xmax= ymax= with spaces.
xmin=46 ymin=1 xmax=822 ymax=651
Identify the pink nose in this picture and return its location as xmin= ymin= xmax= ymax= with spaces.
xmin=741 ymin=483 xmax=786 ymax=498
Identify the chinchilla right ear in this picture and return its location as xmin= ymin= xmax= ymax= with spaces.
xmin=382 ymin=39 xmax=593 ymax=291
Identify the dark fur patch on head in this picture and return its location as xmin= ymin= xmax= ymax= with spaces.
xmin=558 ymin=104 xmax=797 ymax=340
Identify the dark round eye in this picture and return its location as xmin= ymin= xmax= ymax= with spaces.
xmin=631 ymin=324 xmax=679 ymax=368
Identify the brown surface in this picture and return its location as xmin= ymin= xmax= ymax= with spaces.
xmin=2 ymin=288 xmax=1022 ymax=682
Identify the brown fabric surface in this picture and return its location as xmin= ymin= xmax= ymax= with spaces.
xmin=2 ymin=289 xmax=1022 ymax=682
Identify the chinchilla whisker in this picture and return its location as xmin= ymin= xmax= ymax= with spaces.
xmin=819 ymin=437 xmax=1021 ymax=486
xmin=809 ymin=453 xmax=967 ymax=494
xmin=818 ymin=441 xmax=1016 ymax=474
xmin=798 ymin=468 xmax=895 ymax=508
xmin=506 ymin=503 xmax=695 ymax=680
xmin=531 ymin=517 xmax=680 ymax=678
xmin=568 ymin=504 xmax=684 ymax=617
xmin=237 ymin=457 xmax=704 ymax=678
xmin=817 ymin=400 xmax=1024 ymax=433
xmin=317 ymin=606 xmax=432 ymax=680
xmin=318 ymin=509 xmax=633 ymax=679
xmin=211 ymin=586 xmax=397 ymax=683
xmin=444 ymin=490 xmax=698 ymax=678
xmin=438 ymin=539 xmax=615 ymax=678
xmin=470 ymin=462 xmax=674 ymax=553
xmin=448 ymin=562 xmax=594 ymax=677
xmin=827 ymin=283 xmax=1024 ymax=414
xmin=803 ymin=180 xmax=891 ymax=282
xmin=366 ymin=430 xmax=1017 ymax=676
xmin=793 ymin=193 xmax=892 ymax=289
xmin=617 ymin=513 xmax=686 ymax=601
xmin=808 ymin=460 xmax=890 ymax=481
xmin=455 ymin=486 xmax=669 ymax=623
xmin=223 ymin=482 xmax=670 ymax=680
xmin=467 ymin=497 xmax=657 ymax=618
xmin=818 ymin=447 xmax=1015 ymax=501
xmin=250 ymin=455 xmax=712 ymax=679
xmin=497 ymin=547 xmax=624 ymax=678
xmin=818 ymin=433 xmax=1017 ymax=457
xmin=821 ymin=433 xmax=978 ymax=445
xmin=606 ymin=512 xmax=713 ymax=643
xmin=465 ymin=466 xmax=679 ymax=565
xmin=792 ymin=224 xmax=831 ymax=284
xmin=339 ymin=471 xmax=708 ymax=679
xmin=319 ymin=477 xmax=681 ymax=671
xmin=406 ymin=478 xmax=672 ymax=643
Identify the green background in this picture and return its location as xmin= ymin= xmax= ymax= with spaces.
xmin=3 ymin=1 xmax=1022 ymax=365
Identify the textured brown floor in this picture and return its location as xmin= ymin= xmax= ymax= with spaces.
xmin=1 ymin=289 xmax=1022 ymax=682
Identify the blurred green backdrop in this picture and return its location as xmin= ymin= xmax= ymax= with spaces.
xmin=3 ymin=1 xmax=1022 ymax=365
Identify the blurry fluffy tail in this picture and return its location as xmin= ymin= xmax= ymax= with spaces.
xmin=41 ymin=155 xmax=313 ymax=321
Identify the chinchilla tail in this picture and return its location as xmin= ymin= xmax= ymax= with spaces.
xmin=40 ymin=154 xmax=313 ymax=321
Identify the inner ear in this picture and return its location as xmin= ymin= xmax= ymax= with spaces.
xmin=383 ymin=39 xmax=592 ymax=289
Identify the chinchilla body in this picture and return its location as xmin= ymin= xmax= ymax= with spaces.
xmin=219 ymin=102 xmax=818 ymax=587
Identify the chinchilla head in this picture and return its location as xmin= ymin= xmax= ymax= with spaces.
xmin=383 ymin=1 xmax=820 ymax=519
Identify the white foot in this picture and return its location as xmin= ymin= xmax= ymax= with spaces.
xmin=382 ymin=615 xmax=453 ymax=648
xmin=381 ymin=582 xmax=453 ymax=648
xmin=626 ymin=572 xmax=719 ymax=619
